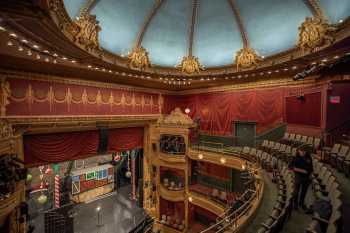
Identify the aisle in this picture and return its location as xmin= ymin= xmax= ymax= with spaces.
xmin=245 ymin=171 xmax=277 ymax=233
xmin=282 ymin=185 xmax=313 ymax=233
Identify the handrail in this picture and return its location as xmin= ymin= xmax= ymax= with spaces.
xmin=200 ymin=188 xmax=258 ymax=233
xmin=256 ymin=123 xmax=287 ymax=138
xmin=325 ymin=118 xmax=350 ymax=133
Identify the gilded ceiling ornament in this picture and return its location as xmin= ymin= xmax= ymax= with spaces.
xmin=235 ymin=47 xmax=261 ymax=70
xmin=73 ymin=13 xmax=101 ymax=51
xmin=177 ymin=55 xmax=204 ymax=75
xmin=127 ymin=47 xmax=151 ymax=70
xmin=297 ymin=17 xmax=336 ymax=52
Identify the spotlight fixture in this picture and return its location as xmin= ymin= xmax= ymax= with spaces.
xmin=198 ymin=154 xmax=203 ymax=159
xmin=184 ymin=108 xmax=190 ymax=114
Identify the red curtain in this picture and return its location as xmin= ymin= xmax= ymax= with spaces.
xmin=163 ymin=88 xmax=284 ymax=135
xmin=24 ymin=130 xmax=99 ymax=167
xmin=107 ymin=127 xmax=144 ymax=152
xmin=24 ymin=127 xmax=144 ymax=167
xmin=285 ymin=92 xmax=321 ymax=127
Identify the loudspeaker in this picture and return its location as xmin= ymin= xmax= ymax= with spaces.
xmin=98 ymin=128 xmax=109 ymax=154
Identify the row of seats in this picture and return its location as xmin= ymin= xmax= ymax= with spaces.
xmin=237 ymin=146 xmax=295 ymax=233
xmin=327 ymin=143 xmax=350 ymax=177
xmin=259 ymin=137 xmax=344 ymax=233
xmin=281 ymin=133 xmax=321 ymax=151
xmin=306 ymin=159 xmax=343 ymax=233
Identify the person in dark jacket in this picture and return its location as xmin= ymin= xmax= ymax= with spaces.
xmin=290 ymin=146 xmax=313 ymax=211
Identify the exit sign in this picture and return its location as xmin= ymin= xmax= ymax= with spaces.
xmin=329 ymin=96 xmax=340 ymax=104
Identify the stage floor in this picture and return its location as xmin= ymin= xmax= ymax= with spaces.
xmin=28 ymin=185 xmax=145 ymax=233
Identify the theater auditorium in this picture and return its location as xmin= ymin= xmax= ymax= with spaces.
xmin=0 ymin=1 xmax=349 ymax=233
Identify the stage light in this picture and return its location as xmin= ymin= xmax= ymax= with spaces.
xmin=188 ymin=197 xmax=193 ymax=202
xmin=198 ymin=154 xmax=203 ymax=159
xmin=96 ymin=206 xmax=101 ymax=212
xmin=185 ymin=108 xmax=190 ymax=114
xmin=7 ymin=40 xmax=13 ymax=46
xmin=242 ymin=165 xmax=246 ymax=170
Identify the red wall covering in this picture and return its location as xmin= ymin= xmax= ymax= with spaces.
xmin=326 ymin=82 xmax=350 ymax=130
xmin=285 ymin=92 xmax=322 ymax=127
xmin=197 ymin=161 xmax=230 ymax=180
xmin=163 ymin=88 xmax=285 ymax=135
xmin=24 ymin=127 xmax=143 ymax=167
xmin=6 ymin=78 xmax=161 ymax=116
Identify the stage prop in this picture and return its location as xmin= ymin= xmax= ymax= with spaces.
xmin=70 ymin=164 xmax=114 ymax=203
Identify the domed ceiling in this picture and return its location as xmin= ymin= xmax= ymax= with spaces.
xmin=63 ymin=0 xmax=350 ymax=69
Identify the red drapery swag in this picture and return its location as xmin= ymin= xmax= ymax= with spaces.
xmin=285 ymin=92 xmax=321 ymax=127
xmin=24 ymin=130 xmax=99 ymax=167
xmin=24 ymin=127 xmax=144 ymax=167
xmin=163 ymin=88 xmax=285 ymax=135
xmin=107 ymin=127 xmax=144 ymax=152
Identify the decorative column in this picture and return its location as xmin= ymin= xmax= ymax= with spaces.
xmin=131 ymin=150 xmax=137 ymax=200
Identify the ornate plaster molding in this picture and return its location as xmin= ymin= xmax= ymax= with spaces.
xmin=297 ymin=17 xmax=337 ymax=52
xmin=177 ymin=56 xmax=204 ymax=75
xmin=0 ymin=79 xmax=11 ymax=117
xmin=73 ymin=13 xmax=101 ymax=51
xmin=128 ymin=47 xmax=151 ymax=70
xmin=157 ymin=108 xmax=194 ymax=126
xmin=235 ymin=47 xmax=262 ymax=71
xmin=0 ymin=119 xmax=14 ymax=141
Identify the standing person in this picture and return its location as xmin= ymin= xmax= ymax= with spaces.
xmin=290 ymin=146 xmax=313 ymax=211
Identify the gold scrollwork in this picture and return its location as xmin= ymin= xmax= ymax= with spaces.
xmin=177 ymin=55 xmax=204 ymax=75
xmin=297 ymin=17 xmax=336 ymax=52
xmin=73 ymin=13 xmax=101 ymax=51
xmin=127 ymin=47 xmax=151 ymax=70
xmin=235 ymin=47 xmax=261 ymax=71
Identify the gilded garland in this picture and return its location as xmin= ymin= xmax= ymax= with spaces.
xmin=73 ymin=13 xmax=101 ymax=51
xmin=177 ymin=55 xmax=204 ymax=75
xmin=297 ymin=17 xmax=336 ymax=52
xmin=235 ymin=47 xmax=261 ymax=70
xmin=128 ymin=47 xmax=151 ymax=70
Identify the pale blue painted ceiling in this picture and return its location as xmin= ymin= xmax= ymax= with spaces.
xmin=63 ymin=0 xmax=350 ymax=68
